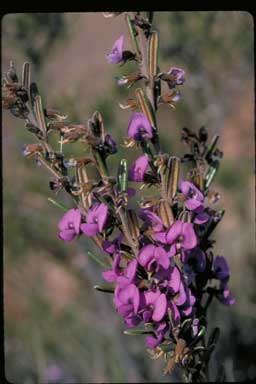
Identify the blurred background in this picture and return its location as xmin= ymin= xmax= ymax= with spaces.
xmin=2 ymin=12 xmax=255 ymax=383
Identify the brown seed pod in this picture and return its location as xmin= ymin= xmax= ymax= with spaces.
xmin=158 ymin=200 xmax=174 ymax=228
xmin=167 ymin=156 xmax=180 ymax=199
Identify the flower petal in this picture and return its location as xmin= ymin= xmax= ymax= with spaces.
xmin=152 ymin=294 xmax=167 ymax=322
xmin=80 ymin=223 xmax=98 ymax=237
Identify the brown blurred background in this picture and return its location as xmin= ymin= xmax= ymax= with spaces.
xmin=2 ymin=12 xmax=255 ymax=382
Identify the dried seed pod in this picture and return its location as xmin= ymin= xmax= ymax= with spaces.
xmin=127 ymin=209 xmax=140 ymax=242
xmin=135 ymin=88 xmax=156 ymax=128
xmin=158 ymin=200 xmax=174 ymax=228
xmin=119 ymin=98 xmax=138 ymax=110
xmin=167 ymin=156 xmax=180 ymax=199
xmin=75 ymin=164 xmax=91 ymax=210
xmin=22 ymin=62 xmax=30 ymax=90
xmin=88 ymin=111 xmax=105 ymax=144
xmin=34 ymin=95 xmax=47 ymax=137
xmin=148 ymin=31 xmax=158 ymax=82
xmin=44 ymin=108 xmax=68 ymax=121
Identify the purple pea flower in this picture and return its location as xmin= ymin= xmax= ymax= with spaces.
xmin=80 ymin=203 xmax=108 ymax=237
xmin=183 ymin=248 xmax=206 ymax=284
xmin=166 ymin=220 xmax=197 ymax=250
xmin=102 ymin=233 xmax=123 ymax=254
xmin=106 ymin=35 xmax=124 ymax=64
xmin=145 ymin=322 xmax=168 ymax=349
xmin=155 ymin=266 xmax=181 ymax=294
xmin=139 ymin=209 xmax=163 ymax=233
xmin=58 ymin=208 xmax=81 ymax=242
xmin=102 ymin=257 xmax=138 ymax=284
xmin=193 ymin=206 xmax=209 ymax=225
xmin=128 ymin=155 xmax=149 ymax=182
xmin=213 ymin=256 xmax=230 ymax=282
xmin=138 ymin=244 xmax=170 ymax=272
xmin=191 ymin=318 xmax=199 ymax=337
xmin=179 ymin=180 xmax=204 ymax=211
xmin=141 ymin=289 xmax=167 ymax=322
xmin=104 ymin=134 xmax=117 ymax=154
xmin=217 ymin=282 xmax=235 ymax=306
xmin=113 ymin=282 xmax=140 ymax=318
xmin=167 ymin=67 xmax=185 ymax=89
xmin=127 ymin=112 xmax=153 ymax=142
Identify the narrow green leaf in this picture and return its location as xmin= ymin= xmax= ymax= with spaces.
xmin=87 ymin=251 xmax=110 ymax=269
xmin=48 ymin=197 xmax=68 ymax=212
xmin=125 ymin=14 xmax=141 ymax=59
xmin=124 ymin=329 xmax=153 ymax=336
xmin=94 ymin=284 xmax=114 ymax=293
xmin=204 ymin=160 xmax=219 ymax=190
xmin=117 ymin=158 xmax=128 ymax=193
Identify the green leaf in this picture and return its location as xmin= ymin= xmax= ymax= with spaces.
xmin=117 ymin=158 xmax=128 ymax=193
xmin=94 ymin=284 xmax=114 ymax=293
xmin=48 ymin=197 xmax=68 ymax=212
xmin=87 ymin=251 xmax=110 ymax=269
xmin=123 ymin=329 xmax=153 ymax=336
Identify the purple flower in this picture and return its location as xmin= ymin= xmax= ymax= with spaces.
xmin=80 ymin=203 xmax=108 ymax=237
xmin=193 ymin=206 xmax=209 ymax=225
xmin=113 ymin=282 xmax=140 ymax=318
xmin=213 ymin=256 xmax=230 ymax=282
xmin=217 ymin=282 xmax=235 ymax=306
xmin=127 ymin=112 xmax=153 ymax=142
xmin=155 ymin=266 xmax=181 ymax=294
xmin=145 ymin=322 xmax=168 ymax=349
xmin=141 ymin=289 xmax=167 ymax=322
xmin=138 ymin=244 xmax=170 ymax=272
xmin=58 ymin=208 xmax=81 ymax=242
xmin=183 ymin=248 xmax=206 ymax=284
xmin=191 ymin=318 xmax=199 ymax=337
xmin=167 ymin=67 xmax=185 ymax=89
xmin=139 ymin=209 xmax=163 ymax=232
xmin=166 ymin=220 xmax=197 ymax=250
xmin=128 ymin=155 xmax=149 ymax=182
xmin=102 ymin=233 xmax=123 ymax=254
xmin=106 ymin=35 xmax=124 ymax=64
xmin=102 ymin=257 xmax=138 ymax=284
xmin=104 ymin=134 xmax=117 ymax=154
xmin=179 ymin=180 xmax=204 ymax=211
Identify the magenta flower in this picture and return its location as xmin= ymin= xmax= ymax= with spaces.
xmin=167 ymin=67 xmax=185 ymax=89
xmin=58 ymin=208 xmax=81 ymax=242
xmin=145 ymin=322 xmax=168 ymax=349
xmin=213 ymin=256 xmax=230 ymax=282
xmin=141 ymin=289 xmax=167 ymax=322
xmin=80 ymin=203 xmax=108 ymax=237
xmin=113 ymin=282 xmax=140 ymax=317
xmin=179 ymin=180 xmax=204 ymax=211
xmin=138 ymin=244 xmax=170 ymax=272
xmin=102 ymin=257 xmax=138 ymax=284
xmin=127 ymin=112 xmax=153 ymax=141
xmin=106 ymin=35 xmax=124 ymax=64
xmin=128 ymin=154 xmax=149 ymax=182
xmin=155 ymin=266 xmax=181 ymax=294
xmin=139 ymin=209 xmax=163 ymax=232
xmin=102 ymin=233 xmax=123 ymax=254
xmin=193 ymin=206 xmax=209 ymax=225
xmin=166 ymin=220 xmax=197 ymax=250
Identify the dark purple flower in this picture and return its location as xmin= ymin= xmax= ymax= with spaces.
xmin=102 ymin=233 xmax=123 ymax=254
xmin=193 ymin=206 xmax=209 ymax=225
xmin=145 ymin=322 xmax=168 ymax=349
xmin=127 ymin=112 xmax=153 ymax=142
xmin=179 ymin=180 xmax=204 ymax=211
xmin=104 ymin=134 xmax=117 ymax=154
xmin=128 ymin=155 xmax=149 ymax=182
xmin=183 ymin=248 xmax=206 ymax=284
xmin=213 ymin=256 xmax=230 ymax=282
xmin=106 ymin=35 xmax=124 ymax=64
xmin=155 ymin=266 xmax=181 ymax=294
xmin=138 ymin=244 xmax=170 ymax=272
xmin=80 ymin=203 xmax=108 ymax=237
xmin=167 ymin=67 xmax=185 ymax=89
xmin=58 ymin=208 xmax=81 ymax=242
xmin=139 ymin=209 xmax=163 ymax=232
xmin=217 ymin=282 xmax=235 ymax=306
xmin=166 ymin=220 xmax=197 ymax=250
xmin=141 ymin=289 xmax=167 ymax=322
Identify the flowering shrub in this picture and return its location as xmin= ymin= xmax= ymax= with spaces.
xmin=2 ymin=11 xmax=235 ymax=382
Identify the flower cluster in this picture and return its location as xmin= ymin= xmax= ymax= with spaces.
xmin=3 ymin=11 xmax=235 ymax=381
